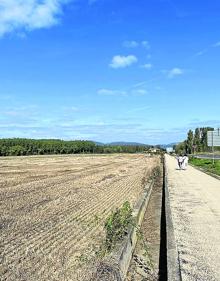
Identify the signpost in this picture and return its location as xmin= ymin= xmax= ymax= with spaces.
xmin=207 ymin=129 xmax=220 ymax=165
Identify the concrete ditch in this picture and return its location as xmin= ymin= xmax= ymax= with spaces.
xmin=90 ymin=180 xmax=155 ymax=281
xmin=164 ymin=156 xmax=182 ymax=281
xmin=93 ymin=156 xmax=183 ymax=281
xmin=117 ymin=180 xmax=155 ymax=280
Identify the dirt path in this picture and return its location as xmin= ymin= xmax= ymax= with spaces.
xmin=165 ymin=154 xmax=220 ymax=281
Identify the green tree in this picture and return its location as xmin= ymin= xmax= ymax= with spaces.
xmin=186 ymin=129 xmax=194 ymax=154
xmin=9 ymin=145 xmax=25 ymax=156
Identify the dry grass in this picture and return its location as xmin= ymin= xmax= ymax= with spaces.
xmin=0 ymin=154 xmax=159 ymax=281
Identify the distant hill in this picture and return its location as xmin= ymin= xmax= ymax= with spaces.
xmin=157 ymin=142 xmax=178 ymax=149
xmin=108 ymin=142 xmax=150 ymax=147
xmin=94 ymin=141 xmax=105 ymax=146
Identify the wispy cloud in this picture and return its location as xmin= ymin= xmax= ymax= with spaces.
xmin=132 ymin=77 xmax=159 ymax=88
xmin=167 ymin=67 xmax=184 ymax=78
xmin=193 ymin=41 xmax=220 ymax=56
xmin=109 ymin=55 xmax=138 ymax=69
xmin=141 ymin=63 xmax=152 ymax=69
xmin=195 ymin=49 xmax=207 ymax=57
xmin=0 ymin=0 xmax=72 ymax=37
xmin=213 ymin=41 xmax=220 ymax=47
xmin=122 ymin=40 xmax=150 ymax=49
xmin=141 ymin=41 xmax=150 ymax=49
xmin=1 ymin=105 xmax=39 ymax=117
xmin=127 ymin=106 xmax=151 ymax=113
xmin=97 ymin=88 xmax=127 ymax=96
xmin=132 ymin=81 xmax=148 ymax=88
xmin=123 ymin=40 xmax=139 ymax=48
xmin=98 ymin=87 xmax=148 ymax=97
xmin=131 ymin=89 xmax=148 ymax=96
xmin=62 ymin=106 xmax=79 ymax=112
xmin=187 ymin=119 xmax=220 ymax=128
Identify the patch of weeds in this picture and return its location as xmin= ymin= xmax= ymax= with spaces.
xmin=136 ymin=226 xmax=154 ymax=270
xmin=152 ymin=166 xmax=161 ymax=179
xmin=148 ymin=166 xmax=161 ymax=182
xmin=103 ymin=201 xmax=133 ymax=253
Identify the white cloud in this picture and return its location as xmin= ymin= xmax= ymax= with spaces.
xmin=142 ymin=41 xmax=150 ymax=49
xmin=141 ymin=63 xmax=152 ymax=69
xmin=132 ymin=81 xmax=147 ymax=88
xmin=128 ymin=106 xmax=151 ymax=113
xmin=97 ymin=88 xmax=127 ymax=96
xmin=167 ymin=67 xmax=184 ymax=78
xmin=213 ymin=41 xmax=220 ymax=47
xmin=109 ymin=55 xmax=138 ymax=69
xmin=123 ymin=40 xmax=139 ymax=48
xmin=122 ymin=40 xmax=151 ymax=50
xmin=1 ymin=105 xmax=38 ymax=117
xmin=98 ymin=87 xmax=148 ymax=97
xmin=132 ymin=89 xmax=148 ymax=96
xmin=195 ymin=49 xmax=207 ymax=56
xmin=0 ymin=0 xmax=71 ymax=37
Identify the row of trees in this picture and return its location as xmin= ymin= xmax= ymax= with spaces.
xmin=0 ymin=138 xmax=151 ymax=156
xmin=174 ymin=127 xmax=220 ymax=154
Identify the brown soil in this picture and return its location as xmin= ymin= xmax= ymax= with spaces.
xmin=0 ymin=154 xmax=159 ymax=281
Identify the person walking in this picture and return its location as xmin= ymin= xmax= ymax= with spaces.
xmin=182 ymin=154 xmax=189 ymax=170
xmin=177 ymin=154 xmax=183 ymax=169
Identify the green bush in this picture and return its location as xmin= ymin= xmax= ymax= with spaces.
xmin=104 ymin=201 xmax=133 ymax=252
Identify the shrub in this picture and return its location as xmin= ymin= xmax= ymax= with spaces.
xmin=104 ymin=201 xmax=133 ymax=252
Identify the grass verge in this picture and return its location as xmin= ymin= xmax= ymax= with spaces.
xmin=189 ymin=157 xmax=220 ymax=176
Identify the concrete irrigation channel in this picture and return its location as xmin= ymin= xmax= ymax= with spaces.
xmin=103 ymin=154 xmax=220 ymax=281
xmin=121 ymin=155 xmax=177 ymax=281
xmin=95 ymin=159 xmax=165 ymax=281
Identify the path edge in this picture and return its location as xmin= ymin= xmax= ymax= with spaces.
xmin=164 ymin=155 xmax=182 ymax=281
xmin=189 ymin=163 xmax=220 ymax=181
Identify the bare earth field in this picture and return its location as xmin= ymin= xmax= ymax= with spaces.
xmin=0 ymin=154 xmax=159 ymax=281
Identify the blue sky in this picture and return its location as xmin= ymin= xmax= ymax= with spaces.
xmin=0 ymin=0 xmax=220 ymax=144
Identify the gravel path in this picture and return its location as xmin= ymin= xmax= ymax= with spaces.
xmin=165 ymin=154 xmax=220 ymax=281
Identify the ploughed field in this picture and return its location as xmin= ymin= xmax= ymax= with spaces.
xmin=0 ymin=154 xmax=159 ymax=280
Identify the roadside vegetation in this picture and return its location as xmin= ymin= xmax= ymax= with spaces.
xmin=189 ymin=157 xmax=220 ymax=176
xmin=102 ymin=201 xmax=133 ymax=254
xmin=174 ymin=127 xmax=220 ymax=155
xmin=0 ymin=138 xmax=151 ymax=156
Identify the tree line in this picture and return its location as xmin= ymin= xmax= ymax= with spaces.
xmin=174 ymin=127 xmax=220 ymax=154
xmin=0 ymin=138 xmax=151 ymax=156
